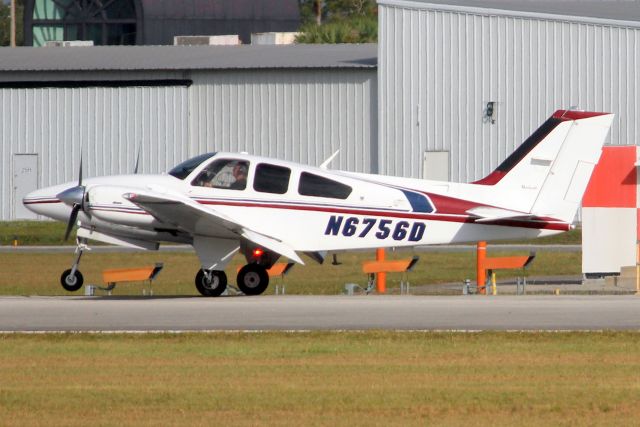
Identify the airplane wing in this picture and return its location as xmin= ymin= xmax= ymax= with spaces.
xmin=466 ymin=206 xmax=536 ymax=223
xmin=123 ymin=190 xmax=305 ymax=264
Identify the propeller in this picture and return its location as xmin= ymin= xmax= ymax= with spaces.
xmin=133 ymin=147 xmax=141 ymax=174
xmin=56 ymin=156 xmax=86 ymax=241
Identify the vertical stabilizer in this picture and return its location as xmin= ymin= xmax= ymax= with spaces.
xmin=473 ymin=111 xmax=615 ymax=222
xmin=530 ymin=112 xmax=614 ymax=222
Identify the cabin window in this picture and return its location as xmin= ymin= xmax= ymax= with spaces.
xmin=192 ymin=159 xmax=249 ymax=191
xmin=298 ymin=172 xmax=352 ymax=199
xmin=254 ymin=163 xmax=291 ymax=194
xmin=168 ymin=153 xmax=216 ymax=180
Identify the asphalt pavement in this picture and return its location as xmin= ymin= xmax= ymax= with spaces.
xmin=0 ymin=295 xmax=637 ymax=332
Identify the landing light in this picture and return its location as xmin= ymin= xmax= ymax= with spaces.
xmin=252 ymin=248 xmax=264 ymax=257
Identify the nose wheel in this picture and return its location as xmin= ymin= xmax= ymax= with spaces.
xmin=195 ymin=269 xmax=227 ymax=297
xmin=237 ymin=264 xmax=269 ymax=296
xmin=60 ymin=269 xmax=84 ymax=292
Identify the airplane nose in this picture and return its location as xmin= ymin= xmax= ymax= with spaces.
xmin=22 ymin=183 xmax=75 ymax=221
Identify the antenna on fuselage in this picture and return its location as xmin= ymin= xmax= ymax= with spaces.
xmin=320 ymin=149 xmax=340 ymax=170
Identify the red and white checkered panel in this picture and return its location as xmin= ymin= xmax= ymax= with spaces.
xmin=582 ymin=146 xmax=638 ymax=275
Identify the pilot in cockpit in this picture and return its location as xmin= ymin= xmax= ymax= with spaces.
xmin=229 ymin=163 xmax=248 ymax=190
xmin=194 ymin=159 xmax=249 ymax=190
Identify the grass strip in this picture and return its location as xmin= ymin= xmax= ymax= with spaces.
xmin=0 ymin=331 xmax=638 ymax=426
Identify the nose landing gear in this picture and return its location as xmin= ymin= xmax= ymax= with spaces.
xmin=60 ymin=239 xmax=89 ymax=292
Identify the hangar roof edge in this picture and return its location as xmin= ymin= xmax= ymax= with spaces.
xmin=380 ymin=0 xmax=640 ymax=27
xmin=0 ymin=44 xmax=377 ymax=73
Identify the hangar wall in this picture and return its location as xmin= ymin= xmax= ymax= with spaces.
xmin=0 ymin=84 xmax=189 ymax=220
xmin=0 ymin=68 xmax=376 ymax=220
xmin=189 ymin=69 xmax=377 ymax=174
xmin=378 ymin=0 xmax=640 ymax=182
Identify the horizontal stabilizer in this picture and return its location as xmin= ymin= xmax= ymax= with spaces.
xmin=466 ymin=206 xmax=536 ymax=223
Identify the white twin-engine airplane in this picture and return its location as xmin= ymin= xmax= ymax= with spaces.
xmin=24 ymin=110 xmax=614 ymax=296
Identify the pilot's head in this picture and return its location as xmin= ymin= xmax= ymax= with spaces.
xmin=233 ymin=163 xmax=248 ymax=179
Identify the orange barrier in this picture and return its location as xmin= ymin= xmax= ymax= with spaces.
xmin=267 ymin=262 xmax=294 ymax=277
xmin=362 ymin=259 xmax=420 ymax=274
xmin=100 ymin=263 xmax=164 ymax=295
xmin=476 ymin=243 xmax=535 ymax=294
xmin=485 ymin=256 xmax=533 ymax=270
xmin=362 ymin=256 xmax=419 ymax=294
xmin=267 ymin=262 xmax=295 ymax=295
xmin=102 ymin=264 xmax=163 ymax=284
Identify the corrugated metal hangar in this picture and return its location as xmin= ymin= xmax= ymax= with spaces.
xmin=0 ymin=44 xmax=377 ymax=220
xmin=378 ymin=0 xmax=640 ymax=183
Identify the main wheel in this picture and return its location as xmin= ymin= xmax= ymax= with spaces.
xmin=60 ymin=269 xmax=84 ymax=292
xmin=237 ymin=264 xmax=269 ymax=296
xmin=195 ymin=269 xmax=227 ymax=297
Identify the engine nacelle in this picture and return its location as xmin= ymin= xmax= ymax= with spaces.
xmin=87 ymin=185 xmax=159 ymax=228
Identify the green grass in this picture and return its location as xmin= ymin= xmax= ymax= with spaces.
xmin=0 ymin=331 xmax=638 ymax=426
xmin=0 ymin=250 xmax=582 ymax=296
xmin=0 ymin=221 xmax=69 ymax=246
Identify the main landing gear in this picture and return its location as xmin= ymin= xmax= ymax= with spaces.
xmin=194 ymin=264 xmax=270 ymax=297
xmin=60 ymin=239 xmax=89 ymax=292
xmin=195 ymin=243 xmax=275 ymax=297
xmin=195 ymin=263 xmax=269 ymax=297
xmin=237 ymin=264 xmax=269 ymax=296
xmin=195 ymin=269 xmax=227 ymax=297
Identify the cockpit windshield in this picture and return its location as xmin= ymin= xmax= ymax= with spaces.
xmin=168 ymin=153 xmax=216 ymax=180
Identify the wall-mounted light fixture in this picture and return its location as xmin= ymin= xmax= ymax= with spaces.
xmin=485 ymin=101 xmax=496 ymax=124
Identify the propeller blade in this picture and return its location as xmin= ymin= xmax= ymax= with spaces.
xmin=134 ymin=148 xmax=141 ymax=174
xmin=64 ymin=205 xmax=80 ymax=241
xmin=78 ymin=155 xmax=83 ymax=187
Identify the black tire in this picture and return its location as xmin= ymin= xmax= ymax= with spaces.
xmin=195 ymin=269 xmax=227 ymax=297
xmin=237 ymin=264 xmax=269 ymax=296
xmin=60 ymin=269 xmax=84 ymax=292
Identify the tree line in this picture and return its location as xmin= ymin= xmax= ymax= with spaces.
xmin=297 ymin=0 xmax=377 ymax=43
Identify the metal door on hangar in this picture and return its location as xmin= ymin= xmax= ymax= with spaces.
xmin=13 ymin=154 xmax=38 ymax=219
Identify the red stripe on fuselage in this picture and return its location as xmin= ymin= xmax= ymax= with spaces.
xmin=194 ymin=199 xmax=569 ymax=231
xmin=23 ymin=200 xmax=61 ymax=205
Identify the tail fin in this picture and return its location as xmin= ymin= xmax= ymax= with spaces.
xmin=474 ymin=110 xmax=615 ymax=223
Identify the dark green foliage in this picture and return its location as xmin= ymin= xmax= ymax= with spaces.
xmin=296 ymin=16 xmax=376 ymax=43
xmin=297 ymin=0 xmax=377 ymax=43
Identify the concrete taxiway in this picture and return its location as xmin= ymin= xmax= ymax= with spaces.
xmin=0 ymin=295 xmax=638 ymax=332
